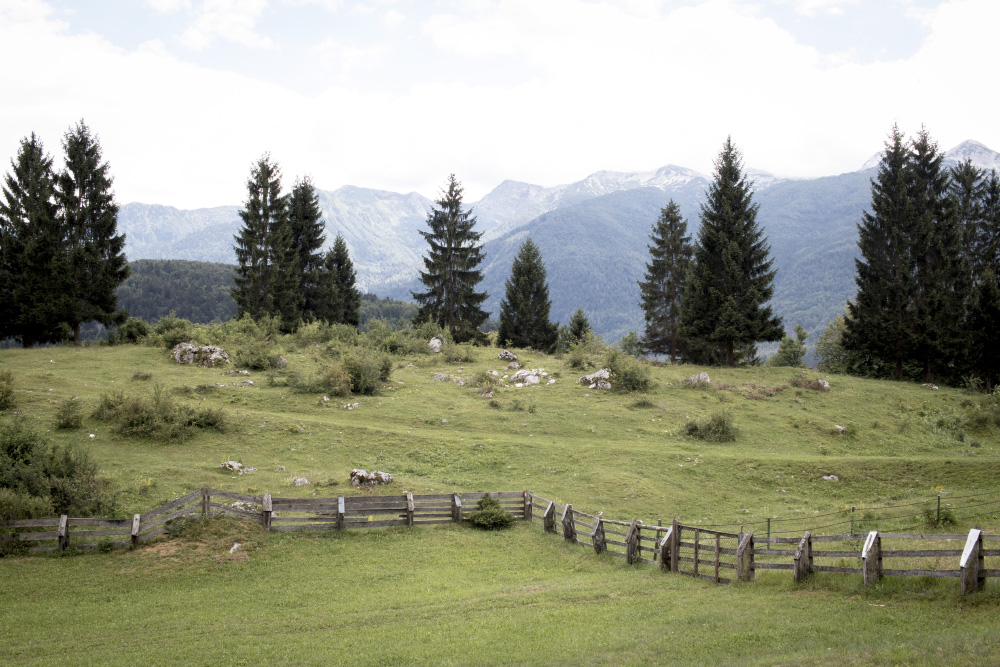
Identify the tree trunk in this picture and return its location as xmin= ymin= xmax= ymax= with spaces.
xmin=73 ymin=322 xmax=82 ymax=345
xmin=895 ymin=357 xmax=903 ymax=381
xmin=726 ymin=339 xmax=734 ymax=366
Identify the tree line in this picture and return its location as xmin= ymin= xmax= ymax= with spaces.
xmin=0 ymin=122 xmax=129 ymax=346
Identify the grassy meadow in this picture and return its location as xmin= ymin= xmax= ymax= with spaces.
xmin=1 ymin=337 xmax=999 ymax=665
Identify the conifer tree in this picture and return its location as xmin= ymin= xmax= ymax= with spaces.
xmin=287 ymin=176 xmax=327 ymax=321
xmin=316 ymin=234 xmax=360 ymax=326
xmin=844 ymin=126 xmax=918 ymax=381
xmin=0 ymin=134 xmax=72 ymax=347
xmin=949 ymin=159 xmax=984 ymax=276
xmin=769 ymin=325 xmax=808 ymax=367
xmin=567 ymin=308 xmax=592 ymax=345
xmin=497 ymin=238 xmax=558 ymax=350
xmin=231 ymin=154 xmax=299 ymax=330
xmin=638 ymin=200 xmax=692 ymax=362
xmin=56 ymin=121 xmax=129 ymax=343
xmin=412 ymin=174 xmax=489 ymax=342
xmin=968 ymin=171 xmax=1000 ymax=392
xmin=680 ymin=137 xmax=782 ymax=366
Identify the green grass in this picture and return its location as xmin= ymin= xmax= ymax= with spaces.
xmin=1 ymin=343 xmax=999 ymax=664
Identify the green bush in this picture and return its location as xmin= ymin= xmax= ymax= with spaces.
xmin=111 ymin=317 xmax=150 ymax=345
xmin=442 ymin=342 xmax=476 ymax=363
xmin=684 ymin=411 xmax=737 ymax=442
xmin=343 ymin=351 xmax=392 ymax=395
xmin=92 ymin=386 xmax=227 ymax=440
xmin=467 ymin=494 xmax=515 ymax=530
xmin=604 ymin=349 xmax=652 ymax=393
xmin=0 ymin=370 xmax=14 ymax=411
xmin=295 ymin=364 xmax=352 ymax=397
xmin=55 ymin=397 xmax=84 ymax=430
xmin=153 ymin=313 xmax=194 ymax=349
xmin=232 ymin=339 xmax=278 ymax=370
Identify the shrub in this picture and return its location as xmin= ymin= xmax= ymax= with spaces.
xmin=442 ymin=342 xmax=476 ymax=363
xmin=55 ymin=397 xmax=84 ymax=430
xmin=789 ymin=376 xmax=830 ymax=392
xmin=297 ymin=364 xmax=352 ymax=397
xmin=922 ymin=507 xmax=957 ymax=528
xmin=131 ymin=369 xmax=153 ymax=381
xmin=232 ymin=339 xmax=282 ymax=370
xmin=343 ymin=350 xmax=392 ymax=395
xmin=604 ymin=348 xmax=652 ymax=393
xmin=153 ymin=313 xmax=194 ymax=349
xmin=92 ymin=386 xmax=227 ymax=439
xmin=684 ymin=412 xmax=737 ymax=442
xmin=467 ymin=494 xmax=515 ymax=530
xmin=0 ymin=370 xmax=14 ymax=411
xmin=111 ymin=317 xmax=150 ymax=345
xmin=474 ymin=370 xmax=502 ymax=394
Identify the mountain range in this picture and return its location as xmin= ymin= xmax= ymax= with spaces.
xmin=117 ymin=140 xmax=1000 ymax=345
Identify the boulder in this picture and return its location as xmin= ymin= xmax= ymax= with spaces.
xmin=428 ymin=337 xmax=443 ymax=353
xmin=350 ymin=469 xmax=393 ymax=486
xmin=171 ymin=343 xmax=230 ymax=367
xmin=498 ymin=349 xmax=518 ymax=361
xmin=293 ymin=477 xmax=310 ymax=486
xmin=683 ymin=372 xmax=711 ymax=386
xmin=506 ymin=361 xmax=521 ymax=370
xmin=579 ymin=368 xmax=612 ymax=390
xmin=273 ymin=355 xmax=288 ymax=369
xmin=432 ymin=373 xmax=449 ymax=382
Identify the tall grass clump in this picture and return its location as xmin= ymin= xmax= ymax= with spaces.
xmin=92 ymin=385 xmax=227 ymax=439
xmin=0 ymin=370 xmax=14 ymax=411
xmin=684 ymin=411 xmax=737 ymax=442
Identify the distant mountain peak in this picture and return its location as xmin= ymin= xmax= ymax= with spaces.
xmin=860 ymin=139 xmax=999 ymax=172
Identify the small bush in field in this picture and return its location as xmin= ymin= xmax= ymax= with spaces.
xmin=153 ymin=313 xmax=193 ymax=349
xmin=0 ymin=370 xmax=14 ymax=411
xmin=343 ymin=351 xmax=392 ymax=395
xmin=684 ymin=411 xmax=737 ymax=442
xmin=467 ymin=494 xmax=515 ymax=530
xmin=55 ymin=397 xmax=84 ymax=430
xmin=296 ymin=364 xmax=352 ymax=397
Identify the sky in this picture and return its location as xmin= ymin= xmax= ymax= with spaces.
xmin=1 ymin=0 xmax=996 ymax=209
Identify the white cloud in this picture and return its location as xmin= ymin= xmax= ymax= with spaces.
xmin=145 ymin=0 xmax=192 ymax=13
xmin=778 ymin=0 xmax=859 ymax=17
xmin=178 ymin=0 xmax=274 ymax=51
xmin=383 ymin=8 xmax=404 ymax=28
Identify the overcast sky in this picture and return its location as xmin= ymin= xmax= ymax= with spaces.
xmin=1 ymin=0 xmax=996 ymax=209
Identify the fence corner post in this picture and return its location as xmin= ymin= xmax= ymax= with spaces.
xmin=58 ymin=514 xmax=69 ymax=551
xmin=201 ymin=487 xmax=211 ymax=518
xmin=862 ymin=530 xmax=882 ymax=586
xmin=451 ymin=493 xmax=462 ymax=522
xmin=960 ymin=527 xmax=984 ymax=595
xmin=543 ymin=502 xmax=555 ymax=533
xmin=131 ymin=513 xmax=141 ymax=548
xmin=670 ymin=519 xmax=680 ymax=572
xmin=794 ymin=531 xmax=812 ymax=583
xmin=337 ymin=496 xmax=345 ymax=531
xmin=406 ymin=492 xmax=415 ymax=526
xmin=523 ymin=491 xmax=532 ymax=521
xmin=561 ymin=504 xmax=576 ymax=543
xmin=658 ymin=526 xmax=673 ymax=571
xmin=625 ymin=519 xmax=639 ymax=565
xmin=592 ymin=517 xmax=607 ymax=555
xmin=736 ymin=532 xmax=755 ymax=582
xmin=261 ymin=494 xmax=272 ymax=532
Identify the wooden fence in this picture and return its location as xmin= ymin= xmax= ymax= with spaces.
xmin=3 ymin=487 xmax=998 ymax=595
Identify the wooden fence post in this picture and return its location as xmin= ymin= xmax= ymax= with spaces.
xmin=337 ymin=496 xmax=345 ymax=531
xmin=406 ymin=492 xmax=414 ymax=526
xmin=670 ymin=519 xmax=680 ymax=573
xmin=543 ymin=502 xmax=556 ymax=533
xmin=794 ymin=531 xmax=812 ymax=583
xmin=131 ymin=514 xmax=141 ymax=548
xmin=592 ymin=517 xmax=606 ymax=555
xmin=58 ymin=515 xmax=69 ymax=551
xmin=262 ymin=494 xmax=272 ymax=532
xmin=736 ymin=532 xmax=754 ymax=582
xmin=625 ymin=519 xmax=639 ymax=565
xmin=960 ymin=528 xmax=985 ymax=595
xmin=523 ymin=491 xmax=532 ymax=521
xmin=201 ymin=487 xmax=211 ymax=518
xmin=658 ymin=526 xmax=673 ymax=571
xmin=862 ymin=530 xmax=882 ymax=586
xmin=451 ymin=494 xmax=462 ymax=522
xmin=561 ymin=504 xmax=576 ymax=543
xmin=693 ymin=527 xmax=700 ymax=577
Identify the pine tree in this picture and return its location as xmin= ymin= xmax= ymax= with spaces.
xmin=949 ymin=159 xmax=984 ymax=276
xmin=638 ymin=200 xmax=692 ymax=362
xmin=0 ymin=134 xmax=72 ymax=347
xmin=56 ymin=121 xmax=129 ymax=343
xmin=910 ymin=129 xmax=969 ymax=381
xmin=497 ymin=238 xmax=558 ymax=351
xmin=316 ymin=234 xmax=360 ymax=326
xmin=412 ymin=175 xmax=489 ymax=342
xmin=769 ymin=325 xmax=808 ymax=367
xmin=231 ymin=154 xmax=299 ymax=330
xmin=679 ymin=137 xmax=783 ymax=366
xmin=844 ymin=126 xmax=918 ymax=381
xmin=567 ymin=308 xmax=592 ymax=344
xmin=287 ymin=176 xmax=327 ymax=321
xmin=968 ymin=171 xmax=1000 ymax=392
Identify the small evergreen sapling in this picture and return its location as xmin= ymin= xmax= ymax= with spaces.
xmin=467 ymin=494 xmax=515 ymax=530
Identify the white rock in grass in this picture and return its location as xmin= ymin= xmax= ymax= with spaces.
xmin=229 ymin=542 xmax=241 ymax=554
xmin=293 ymin=477 xmax=310 ymax=486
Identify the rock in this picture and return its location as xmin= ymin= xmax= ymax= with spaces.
xmin=241 ymin=380 xmax=254 ymax=387
xmin=432 ymin=373 xmax=449 ymax=382
xmin=239 ymin=466 xmax=257 ymax=476
xmin=823 ymin=474 xmax=839 ymax=481
xmin=498 ymin=349 xmax=518 ymax=361
xmin=428 ymin=337 xmax=443 ymax=353
xmin=921 ymin=383 xmax=939 ymax=390
xmin=221 ymin=460 xmax=243 ymax=472
xmin=293 ymin=477 xmax=310 ymax=486
xmin=818 ymin=379 xmax=831 ymax=391
xmin=511 ymin=368 xmax=546 ymax=385
xmin=274 ymin=355 xmax=288 ymax=369
xmin=507 ymin=361 xmax=520 ymax=370
xmin=579 ymin=369 xmax=612 ymax=390
xmin=547 ymin=379 xmax=556 ymax=385
xmin=275 ymin=465 xmax=286 ymax=471
xmin=488 ymin=370 xmax=499 ymax=376
xmin=834 ymin=424 xmax=846 ymax=435
xmin=229 ymin=542 xmax=241 ymax=554
xmin=455 ymin=378 xmax=466 ymax=386
xmin=170 ymin=343 xmax=230 ymax=367
xmin=683 ymin=372 xmax=711 ymax=386
xmin=350 ymin=469 xmax=393 ymax=486
xmin=344 ymin=402 xmax=360 ymax=410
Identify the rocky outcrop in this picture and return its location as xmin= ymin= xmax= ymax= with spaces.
xmin=498 ymin=349 xmax=518 ymax=361
xmin=683 ymin=372 xmax=711 ymax=386
xmin=428 ymin=337 xmax=443 ymax=353
xmin=171 ymin=343 xmax=229 ymax=367
xmin=351 ymin=469 xmax=393 ymax=486
xmin=579 ymin=369 xmax=611 ymax=390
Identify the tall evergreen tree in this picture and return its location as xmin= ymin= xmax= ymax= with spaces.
xmin=56 ymin=121 xmax=129 ymax=342
xmin=411 ymin=175 xmax=489 ymax=342
xmin=844 ymin=126 xmax=918 ymax=381
xmin=497 ymin=238 xmax=558 ymax=351
xmin=949 ymin=159 xmax=984 ymax=276
xmin=638 ymin=200 xmax=692 ymax=362
xmin=566 ymin=308 xmax=592 ymax=345
xmin=968 ymin=170 xmax=1000 ymax=392
xmin=315 ymin=234 xmax=360 ymax=326
xmin=679 ymin=137 xmax=782 ymax=366
xmin=0 ymin=134 xmax=71 ymax=347
xmin=910 ymin=128 xmax=968 ymax=381
xmin=287 ymin=176 xmax=327 ymax=321
xmin=231 ymin=154 xmax=299 ymax=330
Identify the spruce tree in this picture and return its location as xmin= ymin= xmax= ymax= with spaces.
xmin=497 ymin=238 xmax=558 ymax=351
xmin=910 ymin=128 xmax=968 ymax=381
xmin=56 ymin=121 xmax=129 ymax=342
xmin=844 ymin=126 xmax=918 ymax=381
xmin=316 ymin=234 xmax=360 ymax=326
xmin=231 ymin=154 xmax=299 ymax=330
xmin=287 ymin=176 xmax=327 ymax=321
xmin=949 ymin=159 xmax=984 ymax=276
xmin=412 ymin=175 xmax=489 ymax=342
xmin=638 ymin=200 xmax=692 ymax=362
xmin=968 ymin=171 xmax=1000 ymax=392
xmin=679 ymin=137 xmax=782 ymax=366
xmin=769 ymin=325 xmax=808 ymax=367
xmin=0 ymin=134 xmax=72 ymax=347
xmin=567 ymin=308 xmax=592 ymax=344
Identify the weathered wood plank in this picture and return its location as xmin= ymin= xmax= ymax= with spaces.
xmin=66 ymin=518 xmax=129 ymax=527
xmin=138 ymin=526 xmax=167 ymax=541
xmin=346 ymin=519 xmax=408 ymax=528
xmin=5 ymin=519 xmax=60 ymax=528
xmin=811 ymin=550 xmax=862 ymax=558
xmin=210 ymin=505 xmax=263 ymax=521
xmin=142 ymin=491 xmax=202 ymax=521
xmin=605 ymin=539 xmax=627 ymax=549
xmin=410 ymin=494 xmax=454 ymax=501
xmin=755 ymin=562 xmax=795 ymax=571
xmin=882 ymin=549 xmax=964 ymax=558
xmin=270 ymin=517 xmax=338 ymax=524
xmin=65 ymin=528 xmax=131 ymax=538
xmin=884 ymin=568 xmax=960 ymax=578
xmin=881 ymin=533 xmax=967 ymax=540
xmin=269 ymin=524 xmax=335 ymax=533
xmin=412 ymin=519 xmax=455 ymax=525
xmin=4 ymin=530 xmax=60 ymax=541
xmin=208 ymin=489 xmax=259 ymax=503
xmin=812 ymin=565 xmax=863 ymax=574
